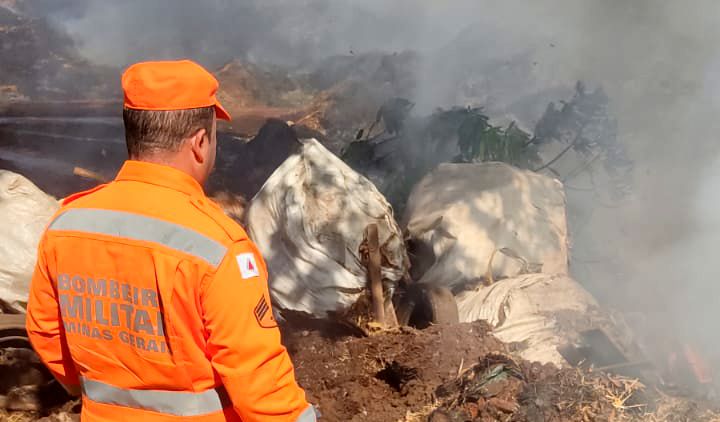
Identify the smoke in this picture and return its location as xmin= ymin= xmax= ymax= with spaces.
xmin=36 ymin=0 xmax=720 ymax=367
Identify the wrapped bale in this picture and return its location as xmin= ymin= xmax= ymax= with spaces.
xmin=246 ymin=138 xmax=407 ymax=316
xmin=0 ymin=170 xmax=59 ymax=306
xmin=403 ymin=162 xmax=568 ymax=289
xmin=456 ymin=274 xmax=599 ymax=366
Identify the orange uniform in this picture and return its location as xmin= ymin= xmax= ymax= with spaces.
xmin=26 ymin=160 xmax=314 ymax=421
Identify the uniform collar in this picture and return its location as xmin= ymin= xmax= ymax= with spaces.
xmin=115 ymin=160 xmax=205 ymax=197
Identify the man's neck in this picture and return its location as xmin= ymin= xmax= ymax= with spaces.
xmin=131 ymin=153 xmax=201 ymax=185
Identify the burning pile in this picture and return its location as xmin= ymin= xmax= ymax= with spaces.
xmin=0 ymin=3 xmax=113 ymax=103
xmin=284 ymin=317 xmax=720 ymax=422
xmin=1 ymin=116 xmax=718 ymax=420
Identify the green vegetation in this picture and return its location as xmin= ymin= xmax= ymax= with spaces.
xmin=342 ymin=81 xmax=633 ymax=212
xmin=455 ymin=108 xmax=541 ymax=169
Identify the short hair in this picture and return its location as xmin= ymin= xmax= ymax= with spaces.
xmin=123 ymin=106 xmax=214 ymax=157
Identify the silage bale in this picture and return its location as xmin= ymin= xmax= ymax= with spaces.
xmin=246 ymin=138 xmax=407 ymax=316
xmin=403 ymin=162 xmax=568 ymax=289
xmin=0 ymin=170 xmax=59 ymax=307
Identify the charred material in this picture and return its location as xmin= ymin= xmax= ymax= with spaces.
xmin=0 ymin=313 xmax=72 ymax=414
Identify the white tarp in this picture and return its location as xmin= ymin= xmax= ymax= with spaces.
xmin=456 ymin=273 xmax=600 ymax=366
xmin=0 ymin=170 xmax=59 ymax=306
xmin=403 ymin=162 xmax=568 ymax=289
xmin=246 ymin=138 xmax=407 ymax=316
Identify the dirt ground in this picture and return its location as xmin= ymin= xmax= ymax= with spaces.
xmin=281 ymin=316 xmax=720 ymax=422
xmin=282 ymin=316 xmax=507 ymax=422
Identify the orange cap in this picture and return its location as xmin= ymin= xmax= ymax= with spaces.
xmin=121 ymin=59 xmax=231 ymax=121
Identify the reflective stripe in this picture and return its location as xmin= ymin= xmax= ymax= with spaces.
xmin=297 ymin=405 xmax=318 ymax=422
xmin=81 ymin=377 xmax=230 ymax=416
xmin=49 ymin=208 xmax=227 ymax=267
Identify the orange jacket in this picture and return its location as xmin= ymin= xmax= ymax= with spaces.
xmin=26 ymin=160 xmax=314 ymax=422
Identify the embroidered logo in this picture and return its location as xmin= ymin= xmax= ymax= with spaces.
xmin=236 ymin=253 xmax=260 ymax=279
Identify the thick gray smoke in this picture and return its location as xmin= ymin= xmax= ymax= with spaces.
xmin=46 ymin=0 xmax=493 ymax=67
xmin=40 ymin=0 xmax=720 ymax=367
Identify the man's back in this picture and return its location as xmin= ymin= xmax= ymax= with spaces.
xmin=27 ymin=160 xmax=312 ymax=421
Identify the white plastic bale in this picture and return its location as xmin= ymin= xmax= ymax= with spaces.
xmin=0 ymin=170 xmax=59 ymax=306
xmin=403 ymin=162 xmax=568 ymax=290
xmin=456 ymin=273 xmax=600 ymax=366
xmin=245 ymin=138 xmax=407 ymax=316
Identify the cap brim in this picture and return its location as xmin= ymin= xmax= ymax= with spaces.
xmin=214 ymin=101 xmax=231 ymax=121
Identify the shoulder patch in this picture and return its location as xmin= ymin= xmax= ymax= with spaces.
xmin=236 ymin=253 xmax=260 ymax=279
xmin=61 ymin=183 xmax=109 ymax=206
xmin=253 ymin=295 xmax=278 ymax=328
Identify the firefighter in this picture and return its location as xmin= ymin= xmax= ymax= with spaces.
xmin=25 ymin=60 xmax=316 ymax=421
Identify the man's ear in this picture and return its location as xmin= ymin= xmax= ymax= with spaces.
xmin=189 ymin=128 xmax=208 ymax=164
